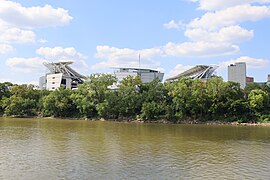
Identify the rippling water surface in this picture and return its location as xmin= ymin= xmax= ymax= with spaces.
xmin=1 ymin=118 xmax=270 ymax=179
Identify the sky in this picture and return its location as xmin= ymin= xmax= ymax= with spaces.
xmin=0 ymin=0 xmax=270 ymax=84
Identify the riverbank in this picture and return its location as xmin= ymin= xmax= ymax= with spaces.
xmin=1 ymin=115 xmax=270 ymax=126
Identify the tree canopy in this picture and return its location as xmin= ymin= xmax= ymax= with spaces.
xmin=1 ymin=76 xmax=270 ymax=123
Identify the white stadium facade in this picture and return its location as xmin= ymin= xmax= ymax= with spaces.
xmin=39 ymin=61 xmax=86 ymax=91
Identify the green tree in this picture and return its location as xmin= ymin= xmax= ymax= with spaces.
xmin=0 ymin=82 xmax=12 ymax=99
xmin=71 ymin=84 xmax=96 ymax=118
xmin=205 ymin=77 xmax=248 ymax=120
xmin=2 ymin=84 xmax=40 ymax=116
xmin=248 ymin=89 xmax=269 ymax=112
xmin=190 ymin=79 xmax=208 ymax=119
xmin=42 ymin=87 xmax=77 ymax=117
xmin=2 ymin=96 xmax=36 ymax=116
xmin=0 ymin=82 xmax=13 ymax=114
xmin=118 ymin=76 xmax=143 ymax=118
xmin=166 ymin=77 xmax=193 ymax=119
xmin=72 ymin=74 xmax=117 ymax=118
xmin=140 ymin=79 xmax=167 ymax=120
xmin=96 ymin=90 xmax=120 ymax=118
xmin=244 ymin=82 xmax=261 ymax=95
xmin=84 ymin=74 xmax=117 ymax=104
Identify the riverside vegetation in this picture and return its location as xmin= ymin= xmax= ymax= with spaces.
xmin=1 ymin=75 xmax=270 ymax=123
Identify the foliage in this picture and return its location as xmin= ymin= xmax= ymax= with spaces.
xmin=140 ymin=79 xmax=167 ymax=120
xmin=167 ymin=77 xmax=193 ymax=119
xmin=84 ymin=74 xmax=117 ymax=104
xmin=1 ymin=75 xmax=270 ymax=123
xmin=0 ymin=82 xmax=13 ymax=114
xmin=248 ymin=89 xmax=269 ymax=112
xmin=2 ymin=96 xmax=36 ymax=116
xmin=117 ymin=76 xmax=143 ymax=118
xmin=1 ymin=84 xmax=40 ymax=116
xmin=42 ymin=87 xmax=77 ymax=117
xmin=244 ymin=82 xmax=261 ymax=95
xmin=70 ymin=83 xmax=96 ymax=118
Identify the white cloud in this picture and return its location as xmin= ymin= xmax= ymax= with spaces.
xmin=190 ymin=0 xmax=270 ymax=10
xmin=161 ymin=2 xmax=270 ymax=58
xmin=0 ymin=44 xmax=14 ymax=54
xmin=36 ymin=46 xmax=88 ymax=69
xmin=185 ymin=26 xmax=253 ymax=44
xmin=5 ymin=47 xmax=87 ymax=73
xmin=0 ymin=1 xmax=73 ymax=28
xmin=0 ymin=27 xmax=35 ymax=44
xmin=95 ymin=1 xmax=270 ymax=65
xmin=38 ymin=38 xmax=48 ymax=44
xmin=92 ymin=46 xmax=162 ymax=70
xmin=93 ymin=41 xmax=241 ymax=67
xmin=163 ymin=20 xmax=185 ymax=29
xmin=6 ymin=57 xmax=46 ymax=73
xmin=219 ymin=56 xmax=269 ymax=69
xmin=95 ymin=45 xmax=163 ymax=60
xmin=0 ymin=1 xmax=72 ymax=54
xmin=164 ymin=42 xmax=239 ymax=57
xmin=189 ymin=4 xmax=270 ymax=30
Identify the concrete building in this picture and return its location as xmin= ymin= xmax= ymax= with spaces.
xmin=39 ymin=61 xmax=85 ymax=90
xmin=113 ymin=68 xmax=164 ymax=83
xmin=166 ymin=65 xmax=218 ymax=82
xmin=228 ymin=62 xmax=246 ymax=89
xmin=246 ymin=76 xmax=254 ymax=84
xmin=266 ymin=74 xmax=270 ymax=86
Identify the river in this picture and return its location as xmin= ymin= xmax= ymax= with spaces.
xmin=0 ymin=118 xmax=270 ymax=179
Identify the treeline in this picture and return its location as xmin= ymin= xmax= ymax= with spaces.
xmin=1 ymin=75 xmax=270 ymax=123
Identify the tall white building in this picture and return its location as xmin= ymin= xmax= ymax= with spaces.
xmin=39 ymin=61 xmax=85 ymax=90
xmin=228 ymin=62 xmax=246 ymax=89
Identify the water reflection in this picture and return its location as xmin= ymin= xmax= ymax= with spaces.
xmin=0 ymin=118 xmax=270 ymax=179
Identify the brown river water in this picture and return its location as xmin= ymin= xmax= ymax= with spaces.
xmin=0 ymin=117 xmax=270 ymax=179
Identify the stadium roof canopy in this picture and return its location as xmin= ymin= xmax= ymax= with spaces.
xmin=44 ymin=61 xmax=86 ymax=81
xmin=166 ymin=65 xmax=218 ymax=82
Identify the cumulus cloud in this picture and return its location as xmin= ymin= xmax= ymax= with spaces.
xmin=6 ymin=46 xmax=87 ymax=73
xmin=190 ymin=0 xmax=270 ymax=10
xmin=0 ymin=44 xmax=14 ymax=54
xmin=188 ymin=4 xmax=270 ymax=30
xmin=6 ymin=57 xmax=46 ymax=73
xmin=0 ymin=1 xmax=72 ymax=53
xmin=95 ymin=1 xmax=270 ymax=68
xmin=92 ymin=45 xmax=162 ymax=70
xmin=0 ymin=27 xmax=36 ymax=44
xmin=185 ymin=26 xmax=253 ymax=44
xmin=37 ymin=47 xmax=86 ymax=61
xmin=163 ymin=20 xmax=186 ymax=29
xmin=0 ymin=1 xmax=73 ymax=28
xmin=219 ymin=56 xmax=269 ymax=69
xmin=93 ymin=39 xmax=242 ymax=68
xmin=38 ymin=38 xmax=48 ymax=44
xmin=160 ymin=2 xmax=270 ymax=59
xmin=164 ymin=42 xmax=239 ymax=57
xmin=36 ymin=46 xmax=88 ymax=69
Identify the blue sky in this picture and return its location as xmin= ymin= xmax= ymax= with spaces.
xmin=0 ymin=0 xmax=270 ymax=84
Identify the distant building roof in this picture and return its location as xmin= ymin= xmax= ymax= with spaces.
xmin=113 ymin=67 xmax=160 ymax=73
xmin=166 ymin=65 xmax=218 ymax=82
